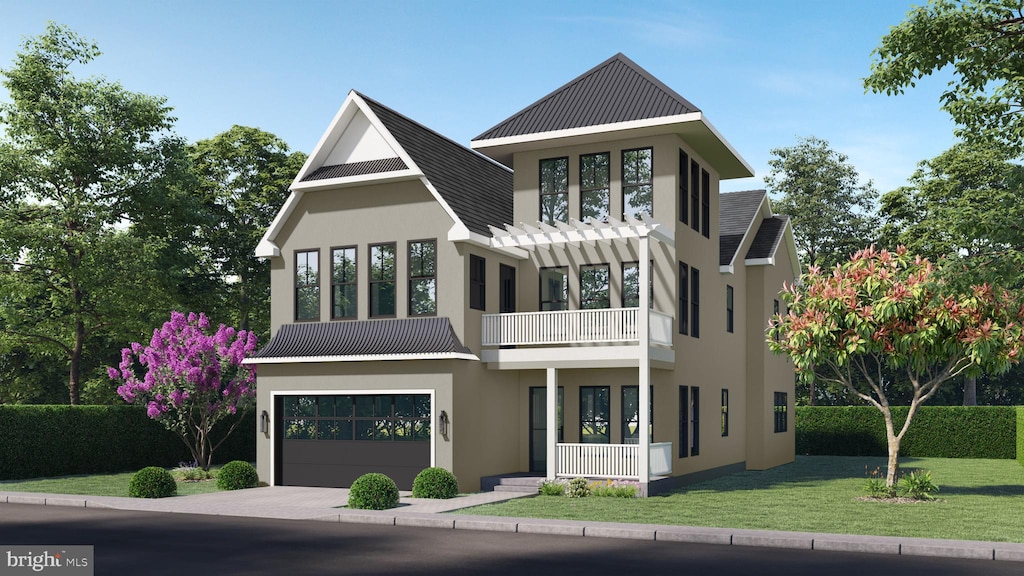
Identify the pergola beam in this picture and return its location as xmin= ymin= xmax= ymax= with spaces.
xmin=488 ymin=214 xmax=673 ymax=250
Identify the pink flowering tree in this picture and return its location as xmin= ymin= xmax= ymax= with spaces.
xmin=109 ymin=311 xmax=258 ymax=470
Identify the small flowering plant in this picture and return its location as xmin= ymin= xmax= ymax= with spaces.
xmin=109 ymin=311 xmax=258 ymax=470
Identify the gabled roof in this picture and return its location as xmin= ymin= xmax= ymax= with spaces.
xmin=719 ymin=190 xmax=768 ymax=267
xmin=246 ymin=317 xmax=476 ymax=364
xmin=474 ymin=53 xmax=700 ymax=141
xmin=746 ymin=216 xmax=790 ymax=261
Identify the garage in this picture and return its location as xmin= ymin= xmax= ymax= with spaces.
xmin=275 ymin=393 xmax=431 ymax=490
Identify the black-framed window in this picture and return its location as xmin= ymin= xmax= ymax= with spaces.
xmin=691 ymin=386 xmax=700 ymax=456
xmin=540 ymin=157 xmax=569 ymax=225
xmin=679 ymin=149 xmax=689 ymax=225
xmin=540 ymin=267 xmax=568 ymax=311
xmin=331 ymin=246 xmax=357 ymax=319
xmin=470 ymin=255 xmax=486 ymax=311
xmin=721 ymin=389 xmax=729 ymax=437
xmin=691 ymin=267 xmax=700 ymax=339
xmin=580 ymin=264 xmax=610 ymax=309
xmin=774 ymin=392 xmax=788 ymax=433
xmin=581 ymin=152 xmax=610 ymax=222
xmin=580 ymin=386 xmax=610 ymax=444
xmin=678 ymin=262 xmax=689 ymax=335
xmin=622 ymin=147 xmax=653 ymax=219
xmin=622 ymin=262 xmax=653 ymax=309
xmin=621 ymin=385 xmax=653 ymax=444
xmin=409 ymin=240 xmax=437 ymax=316
xmin=500 ymin=264 xmax=516 ymax=313
xmin=726 ymin=285 xmax=734 ymax=333
xmin=529 ymin=386 xmax=564 ymax=473
xmin=774 ymin=299 xmax=781 ymax=341
xmin=690 ymin=159 xmax=700 ymax=233
xmin=369 ymin=243 xmax=396 ymax=317
xmin=282 ymin=394 xmax=430 ymax=442
xmin=295 ymin=249 xmax=320 ymax=321
xmin=701 ymin=168 xmax=711 ymax=239
xmin=678 ymin=386 xmax=689 ymax=458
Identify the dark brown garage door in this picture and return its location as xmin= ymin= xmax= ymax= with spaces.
xmin=277 ymin=394 xmax=431 ymax=490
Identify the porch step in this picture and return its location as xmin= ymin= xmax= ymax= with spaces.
xmin=480 ymin=473 xmax=543 ymax=493
xmin=493 ymin=484 xmax=540 ymax=494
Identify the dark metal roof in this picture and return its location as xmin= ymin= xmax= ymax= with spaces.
xmin=359 ymin=94 xmax=513 ymax=237
xmin=746 ymin=216 xmax=790 ymax=261
xmin=253 ymin=317 xmax=472 ymax=359
xmin=301 ymin=157 xmax=407 ymax=181
xmin=474 ymin=53 xmax=701 ymax=142
xmin=719 ymin=190 xmax=766 ymax=266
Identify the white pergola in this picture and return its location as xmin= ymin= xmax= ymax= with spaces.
xmin=488 ymin=214 xmax=673 ymax=484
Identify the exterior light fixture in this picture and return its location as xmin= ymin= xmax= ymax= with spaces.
xmin=260 ymin=410 xmax=270 ymax=436
xmin=439 ymin=410 xmax=449 ymax=439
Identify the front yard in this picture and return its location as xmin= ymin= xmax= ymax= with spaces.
xmin=0 ymin=467 xmax=226 ymax=498
xmin=456 ymin=456 xmax=1024 ymax=543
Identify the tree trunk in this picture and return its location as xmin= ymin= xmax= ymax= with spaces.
xmin=238 ymin=274 xmax=250 ymax=333
xmin=809 ymin=378 xmax=816 ymax=406
xmin=963 ymin=375 xmax=977 ymax=406
xmin=882 ymin=407 xmax=901 ymax=488
xmin=68 ymin=316 xmax=84 ymax=405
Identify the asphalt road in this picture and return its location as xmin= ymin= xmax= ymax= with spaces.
xmin=0 ymin=504 xmax=1018 ymax=575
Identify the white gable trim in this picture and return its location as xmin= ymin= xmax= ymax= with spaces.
xmin=723 ymin=194 xmax=770 ymax=272
xmin=471 ymin=112 xmax=704 ymax=149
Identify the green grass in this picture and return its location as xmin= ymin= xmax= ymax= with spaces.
xmin=0 ymin=466 xmax=226 ymax=498
xmin=456 ymin=456 xmax=1024 ymax=543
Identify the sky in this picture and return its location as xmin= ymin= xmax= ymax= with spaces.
xmin=1 ymin=0 xmax=957 ymax=196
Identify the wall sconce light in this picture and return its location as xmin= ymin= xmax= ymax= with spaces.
xmin=260 ymin=410 xmax=270 ymax=436
xmin=439 ymin=410 xmax=449 ymax=439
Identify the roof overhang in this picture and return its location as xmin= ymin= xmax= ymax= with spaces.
xmin=471 ymin=112 xmax=754 ymax=180
xmin=243 ymin=352 xmax=479 ymax=365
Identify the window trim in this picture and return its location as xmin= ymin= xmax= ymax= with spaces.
xmin=294 ymin=248 xmax=320 ymax=322
xmin=408 ymin=239 xmax=437 ymax=317
xmin=580 ymin=151 xmax=611 ymax=223
xmin=539 ymin=156 xmax=569 ymax=225
xmin=580 ymin=263 xmax=611 ymax=309
xmin=330 ymin=245 xmax=357 ymax=320
xmin=539 ymin=266 xmax=568 ymax=311
xmin=622 ymin=147 xmax=654 ymax=219
xmin=368 ymin=242 xmax=397 ymax=318
xmin=469 ymin=254 xmax=486 ymax=311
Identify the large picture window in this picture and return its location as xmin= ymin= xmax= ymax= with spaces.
xmin=295 ymin=249 xmax=319 ymax=321
xmin=540 ymin=267 xmax=568 ymax=311
xmin=580 ymin=264 xmax=610 ymax=309
xmin=621 ymin=386 xmax=653 ymax=444
xmin=580 ymin=152 xmax=610 ymax=222
xmin=331 ymin=246 xmax=357 ymax=320
xmin=408 ymin=240 xmax=436 ymax=316
xmin=540 ymin=157 xmax=569 ymax=225
xmin=580 ymin=386 xmax=610 ymax=444
xmin=369 ymin=243 xmax=396 ymax=317
xmin=622 ymin=148 xmax=653 ymax=219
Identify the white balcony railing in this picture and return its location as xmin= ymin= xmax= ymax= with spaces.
xmin=482 ymin=308 xmax=673 ymax=347
xmin=556 ymin=442 xmax=673 ymax=479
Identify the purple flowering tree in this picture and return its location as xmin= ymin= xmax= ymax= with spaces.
xmin=109 ymin=311 xmax=258 ymax=470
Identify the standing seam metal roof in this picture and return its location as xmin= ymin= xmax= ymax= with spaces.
xmin=252 ymin=317 xmax=471 ymax=359
xmin=302 ymin=157 xmax=408 ymax=181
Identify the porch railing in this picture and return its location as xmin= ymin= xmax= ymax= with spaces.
xmin=482 ymin=308 xmax=673 ymax=347
xmin=556 ymin=442 xmax=673 ymax=479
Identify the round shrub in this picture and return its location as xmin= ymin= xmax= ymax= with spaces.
xmin=216 ymin=460 xmax=259 ymax=491
xmin=128 ymin=466 xmax=177 ymax=498
xmin=411 ymin=467 xmax=458 ymax=499
xmin=348 ymin=473 xmax=400 ymax=510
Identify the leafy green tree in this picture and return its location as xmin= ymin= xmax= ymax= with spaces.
xmin=0 ymin=23 xmax=181 ymax=404
xmin=865 ymin=0 xmax=1024 ymax=151
xmin=768 ymin=246 xmax=1022 ymax=488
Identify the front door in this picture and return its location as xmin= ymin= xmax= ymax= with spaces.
xmin=529 ymin=386 xmax=563 ymax=473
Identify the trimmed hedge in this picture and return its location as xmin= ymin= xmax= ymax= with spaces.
xmin=1018 ymin=407 xmax=1024 ymax=467
xmin=0 ymin=405 xmax=255 ymax=480
xmin=796 ymin=406 xmax=1017 ymax=459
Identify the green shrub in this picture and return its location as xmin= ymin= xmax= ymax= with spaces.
xmin=590 ymin=479 xmax=638 ymax=498
xmin=1017 ymin=407 xmax=1024 ymax=467
xmin=348 ymin=473 xmax=400 ymax=510
xmin=216 ymin=461 xmax=259 ymax=490
xmin=173 ymin=461 xmax=212 ymax=482
xmin=411 ymin=467 xmax=458 ymax=499
xmin=898 ymin=470 xmax=939 ymax=501
xmin=538 ymin=479 xmax=566 ymax=496
xmin=128 ymin=466 xmax=177 ymax=498
xmin=862 ymin=466 xmax=894 ymax=498
xmin=567 ymin=477 xmax=591 ymax=498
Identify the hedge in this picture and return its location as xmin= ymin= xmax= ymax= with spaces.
xmin=0 ymin=405 xmax=255 ymax=480
xmin=796 ymin=406 xmax=1018 ymax=459
xmin=1018 ymin=407 xmax=1024 ymax=467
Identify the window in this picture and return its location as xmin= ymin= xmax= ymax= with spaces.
xmin=622 ymin=148 xmax=653 ymax=219
xmin=500 ymin=264 xmax=516 ymax=313
xmin=540 ymin=157 xmax=568 ymax=225
xmin=409 ymin=240 xmax=436 ymax=316
xmin=678 ymin=262 xmax=689 ymax=335
xmin=691 ymin=267 xmax=700 ymax=338
xmin=580 ymin=264 xmax=610 ymax=309
xmin=580 ymin=152 xmax=610 ymax=222
xmin=331 ymin=247 xmax=357 ymax=319
xmin=540 ymin=267 xmax=568 ymax=311
xmin=726 ymin=285 xmax=734 ymax=333
xmin=690 ymin=159 xmax=700 ymax=233
xmin=774 ymin=392 xmax=788 ymax=433
xmin=679 ymin=150 xmax=689 ymax=225
xmin=369 ymin=243 xmax=396 ymax=317
xmin=470 ymin=255 xmax=486 ymax=311
xmin=282 ymin=394 xmax=430 ymax=442
xmin=773 ymin=299 xmax=781 ymax=341
xmin=580 ymin=386 xmax=610 ymax=443
xmin=678 ymin=386 xmax=689 ymax=458
xmin=691 ymin=386 xmax=700 ymax=456
xmin=721 ymin=389 xmax=729 ymax=437
xmin=622 ymin=262 xmax=653 ymax=308
xmin=701 ymin=169 xmax=711 ymax=239
xmin=621 ymin=386 xmax=653 ymax=444
xmin=295 ymin=249 xmax=320 ymax=321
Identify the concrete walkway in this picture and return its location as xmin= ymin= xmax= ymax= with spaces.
xmin=2 ymin=487 xmax=1024 ymax=563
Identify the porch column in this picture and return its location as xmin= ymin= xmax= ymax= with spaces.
xmin=546 ymin=367 xmax=557 ymax=480
xmin=638 ymin=235 xmax=651 ymax=484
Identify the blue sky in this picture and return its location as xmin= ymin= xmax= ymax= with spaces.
xmin=2 ymin=0 xmax=956 ymax=196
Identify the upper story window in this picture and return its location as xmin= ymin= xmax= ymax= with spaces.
xmin=331 ymin=246 xmax=357 ymax=320
xmin=580 ymin=264 xmax=610 ymax=309
xmin=726 ymin=285 xmax=734 ymax=333
xmin=701 ymin=168 xmax=711 ymax=239
xmin=539 ymin=157 xmax=568 ymax=225
xmin=622 ymin=148 xmax=653 ymax=219
xmin=678 ymin=262 xmax=689 ymax=335
xmin=691 ymin=266 xmax=701 ymax=339
xmin=295 ymin=249 xmax=320 ymax=322
xmin=580 ymin=152 xmax=610 ymax=222
xmin=408 ymin=240 xmax=437 ymax=316
xmin=679 ymin=150 xmax=689 ymax=225
xmin=540 ymin=267 xmax=568 ymax=311
xmin=622 ymin=262 xmax=653 ymax=309
xmin=369 ymin=243 xmax=396 ymax=317
xmin=690 ymin=159 xmax=700 ymax=234
xmin=470 ymin=255 xmax=486 ymax=311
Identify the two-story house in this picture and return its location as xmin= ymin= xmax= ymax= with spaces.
xmin=247 ymin=54 xmax=798 ymax=495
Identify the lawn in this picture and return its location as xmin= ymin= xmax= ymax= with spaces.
xmin=0 ymin=467 xmax=225 ymax=498
xmin=456 ymin=456 xmax=1024 ymax=543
